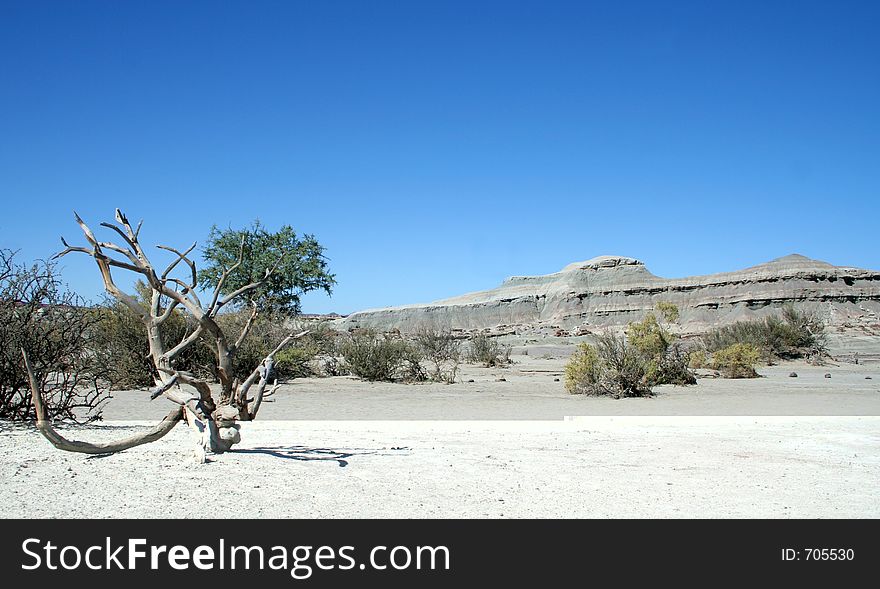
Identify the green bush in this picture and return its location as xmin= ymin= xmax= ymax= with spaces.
xmin=655 ymin=301 xmax=680 ymax=323
xmin=564 ymin=332 xmax=651 ymax=398
xmin=340 ymin=329 xmax=422 ymax=382
xmin=688 ymin=349 xmax=708 ymax=369
xmin=564 ymin=343 xmax=602 ymax=395
xmin=703 ymin=305 xmax=826 ymax=361
xmin=467 ymin=333 xmax=511 ymax=367
xmin=711 ymin=343 xmax=760 ymax=378
xmin=274 ymin=346 xmax=317 ymax=379
xmin=626 ymin=304 xmax=694 ymax=387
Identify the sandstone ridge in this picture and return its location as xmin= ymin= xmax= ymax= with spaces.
xmin=336 ymin=254 xmax=880 ymax=337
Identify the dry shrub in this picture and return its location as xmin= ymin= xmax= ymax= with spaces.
xmin=467 ymin=333 xmax=511 ymax=367
xmin=0 ymin=250 xmax=110 ymax=422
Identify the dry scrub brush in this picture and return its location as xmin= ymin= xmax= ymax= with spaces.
xmin=467 ymin=333 xmax=511 ymax=367
xmin=0 ymin=250 xmax=110 ymax=422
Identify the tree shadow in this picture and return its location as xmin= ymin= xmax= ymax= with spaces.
xmin=232 ymin=445 xmax=378 ymax=467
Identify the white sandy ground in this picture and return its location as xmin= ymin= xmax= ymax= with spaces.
xmin=1 ymin=359 xmax=878 ymax=518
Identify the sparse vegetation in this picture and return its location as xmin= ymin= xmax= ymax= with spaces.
xmin=703 ymin=305 xmax=826 ymax=361
xmin=626 ymin=304 xmax=695 ymax=387
xmin=564 ymin=332 xmax=652 ymax=398
xmin=274 ymin=322 xmax=339 ymax=379
xmin=565 ymin=303 xmax=695 ymax=397
xmin=340 ymin=329 xmax=419 ymax=382
xmin=0 ymin=250 xmax=110 ymax=422
xmin=413 ymin=327 xmax=461 ymax=383
xmin=688 ymin=349 xmax=708 ymax=369
xmin=711 ymin=343 xmax=761 ymax=378
xmin=467 ymin=333 xmax=511 ymax=367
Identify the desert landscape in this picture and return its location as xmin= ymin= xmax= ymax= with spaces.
xmin=2 ymin=363 xmax=878 ymax=518
xmin=3 ymin=252 xmax=879 ymax=519
xmin=2 ymin=8 xmax=878 ymax=521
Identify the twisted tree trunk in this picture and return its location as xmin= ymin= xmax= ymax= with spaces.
xmin=32 ymin=209 xmax=307 ymax=458
xmin=22 ymin=349 xmax=183 ymax=454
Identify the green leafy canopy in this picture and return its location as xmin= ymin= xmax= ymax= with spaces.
xmin=198 ymin=221 xmax=335 ymax=315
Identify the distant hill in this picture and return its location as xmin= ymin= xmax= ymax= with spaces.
xmin=335 ymin=255 xmax=880 ymax=345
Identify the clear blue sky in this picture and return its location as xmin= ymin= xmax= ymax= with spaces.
xmin=1 ymin=0 xmax=878 ymax=314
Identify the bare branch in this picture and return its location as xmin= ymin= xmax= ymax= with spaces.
xmin=264 ymin=379 xmax=281 ymax=398
xmin=208 ymin=236 xmax=246 ymax=314
xmin=239 ymin=330 xmax=309 ymax=419
xmin=74 ymin=211 xmax=100 ymax=247
xmin=231 ymin=301 xmax=259 ymax=352
xmin=162 ymin=325 xmax=204 ymax=362
xmin=98 ymin=241 xmax=141 ymax=266
xmin=149 ymin=374 xmax=180 ymax=400
xmin=158 ymin=242 xmax=197 ymax=285
xmin=154 ymin=298 xmax=182 ymax=324
xmin=23 ymin=349 xmax=183 ymax=454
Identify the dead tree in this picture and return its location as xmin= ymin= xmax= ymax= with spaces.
xmin=26 ymin=209 xmax=306 ymax=457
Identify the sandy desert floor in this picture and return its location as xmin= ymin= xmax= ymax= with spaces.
xmin=2 ymin=357 xmax=878 ymax=518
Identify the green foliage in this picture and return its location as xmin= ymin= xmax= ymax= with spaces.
xmin=564 ymin=332 xmax=652 ymax=397
xmin=274 ymin=346 xmax=317 ymax=379
xmin=198 ymin=220 xmax=335 ymax=315
xmin=564 ymin=343 xmax=602 ymax=395
xmin=703 ymin=305 xmax=827 ymax=360
xmin=655 ymin=301 xmax=680 ymax=323
xmin=626 ymin=304 xmax=694 ymax=387
xmin=688 ymin=349 xmax=707 ymax=369
xmin=566 ymin=303 xmax=694 ymax=397
xmin=711 ymin=343 xmax=760 ymax=378
xmin=340 ymin=329 xmax=422 ymax=382
xmin=274 ymin=323 xmax=340 ymax=379
xmin=467 ymin=333 xmax=511 ymax=367
xmin=627 ymin=312 xmax=671 ymax=362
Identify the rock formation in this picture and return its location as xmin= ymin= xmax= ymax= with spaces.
xmin=337 ymin=255 xmax=880 ymax=341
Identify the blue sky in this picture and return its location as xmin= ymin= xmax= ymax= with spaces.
xmin=1 ymin=0 xmax=878 ymax=314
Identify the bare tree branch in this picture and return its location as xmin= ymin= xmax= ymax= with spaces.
xmin=158 ymin=242 xmax=197 ymax=286
xmin=208 ymin=236 xmax=246 ymax=315
xmin=231 ymin=301 xmax=259 ymax=352
xmin=162 ymin=325 xmax=204 ymax=361
xmin=238 ymin=330 xmax=308 ymax=419
xmin=48 ymin=210 xmax=313 ymax=455
xmin=23 ymin=349 xmax=183 ymax=454
xmin=149 ymin=373 xmax=179 ymax=400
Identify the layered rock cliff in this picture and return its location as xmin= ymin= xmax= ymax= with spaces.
xmin=337 ymin=255 xmax=880 ymax=339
